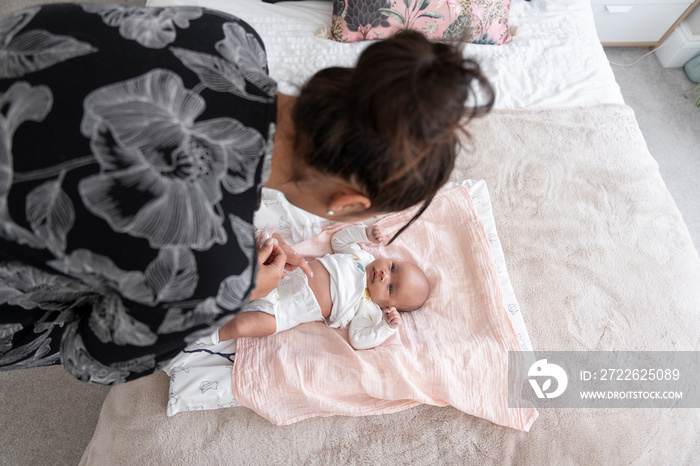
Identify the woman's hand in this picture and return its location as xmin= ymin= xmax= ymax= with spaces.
xmin=250 ymin=238 xmax=287 ymax=301
xmin=272 ymin=233 xmax=313 ymax=279
xmin=383 ymin=306 xmax=402 ymax=329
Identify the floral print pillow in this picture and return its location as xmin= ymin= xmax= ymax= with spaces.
xmin=330 ymin=0 xmax=512 ymax=44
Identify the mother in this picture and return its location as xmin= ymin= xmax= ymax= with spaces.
xmin=0 ymin=3 xmax=493 ymax=383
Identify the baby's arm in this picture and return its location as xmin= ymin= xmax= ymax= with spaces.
xmin=331 ymin=225 xmax=374 ymax=262
xmin=348 ymin=303 xmax=398 ymax=350
xmin=217 ymin=311 xmax=277 ymax=341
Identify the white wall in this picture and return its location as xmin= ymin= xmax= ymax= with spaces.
xmin=655 ymin=6 xmax=700 ymax=67
xmin=686 ymin=6 xmax=700 ymax=35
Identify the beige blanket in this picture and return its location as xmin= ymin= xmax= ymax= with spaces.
xmin=80 ymin=105 xmax=700 ymax=465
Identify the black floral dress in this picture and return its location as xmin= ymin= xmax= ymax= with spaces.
xmin=0 ymin=3 xmax=277 ymax=384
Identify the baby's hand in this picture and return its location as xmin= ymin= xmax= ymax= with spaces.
xmin=383 ymin=306 xmax=402 ymax=329
xmin=370 ymin=224 xmax=390 ymax=244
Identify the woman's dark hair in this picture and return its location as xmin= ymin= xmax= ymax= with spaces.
xmin=294 ymin=30 xmax=494 ymax=243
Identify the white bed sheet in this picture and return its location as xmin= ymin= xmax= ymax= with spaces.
xmin=145 ymin=0 xmax=624 ymax=109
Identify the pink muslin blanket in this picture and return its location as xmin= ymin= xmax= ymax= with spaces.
xmin=232 ymin=186 xmax=538 ymax=430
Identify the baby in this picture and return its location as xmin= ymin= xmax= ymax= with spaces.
xmin=216 ymin=225 xmax=430 ymax=349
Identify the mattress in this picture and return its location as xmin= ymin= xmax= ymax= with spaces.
xmin=81 ymin=102 xmax=700 ymax=465
xmin=145 ymin=0 xmax=626 ymax=109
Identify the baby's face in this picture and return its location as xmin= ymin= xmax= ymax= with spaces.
xmin=366 ymin=258 xmax=429 ymax=311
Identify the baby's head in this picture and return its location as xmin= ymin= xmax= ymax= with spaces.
xmin=366 ymin=258 xmax=429 ymax=312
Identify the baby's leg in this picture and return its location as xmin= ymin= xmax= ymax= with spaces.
xmin=218 ymin=311 xmax=277 ymax=341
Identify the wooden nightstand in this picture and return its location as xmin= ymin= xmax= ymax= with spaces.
xmin=591 ymin=0 xmax=699 ymax=46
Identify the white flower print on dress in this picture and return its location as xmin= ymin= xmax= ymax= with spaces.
xmin=89 ymin=293 xmax=158 ymax=346
xmin=156 ymin=252 xmax=254 ymax=335
xmin=145 ymin=247 xmax=199 ymax=304
xmin=261 ymin=123 xmax=276 ymax=187
xmin=0 ymin=323 xmax=22 ymax=354
xmin=0 ymin=262 xmax=93 ymax=311
xmin=217 ymin=264 xmax=254 ymax=311
xmin=47 ymin=245 xmax=199 ymax=310
xmin=81 ymin=5 xmax=203 ymax=49
xmin=0 ymin=262 xmax=92 ymax=369
xmin=26 ymin=171 xmax=75 ymax=257
xmin=0 ymin=7 xmax=96 ymax=79
xmin=170 ymin=21 xmax=277 ymax=103
xmin=60 ymin=321 xmax=132 ymax=384
xmin=0 ymin=324 xmax=59 ymax=369
xmin=79 ymin=69 xmax=265 ymax=249
xmin=49 ymin=249 xmax=155 ymax=305
xmin=217 ymin=22 xmax=276 ymax=96
xmin=158 ymin=297 xmax=223 ymax=336
xmin=228 ymin=214 xmax=255 ymax=260
xmin=0 ymin=81 xmax=53 ymax=249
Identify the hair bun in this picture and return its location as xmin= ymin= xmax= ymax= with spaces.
xmin=294 ymin=31 xmax=494 ymax=240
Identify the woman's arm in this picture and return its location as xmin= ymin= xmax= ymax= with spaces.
xmin=249 ymin=238 xmax=287 ymax=301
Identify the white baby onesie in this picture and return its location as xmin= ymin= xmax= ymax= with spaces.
xmin=317 ymin=225 xmax=396 ymax=350
xmin=209 ymin=226 xmax=396 ymax=350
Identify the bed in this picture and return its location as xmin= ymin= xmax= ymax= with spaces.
xmin=79 ymin=0 xmax=700 ymax=464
